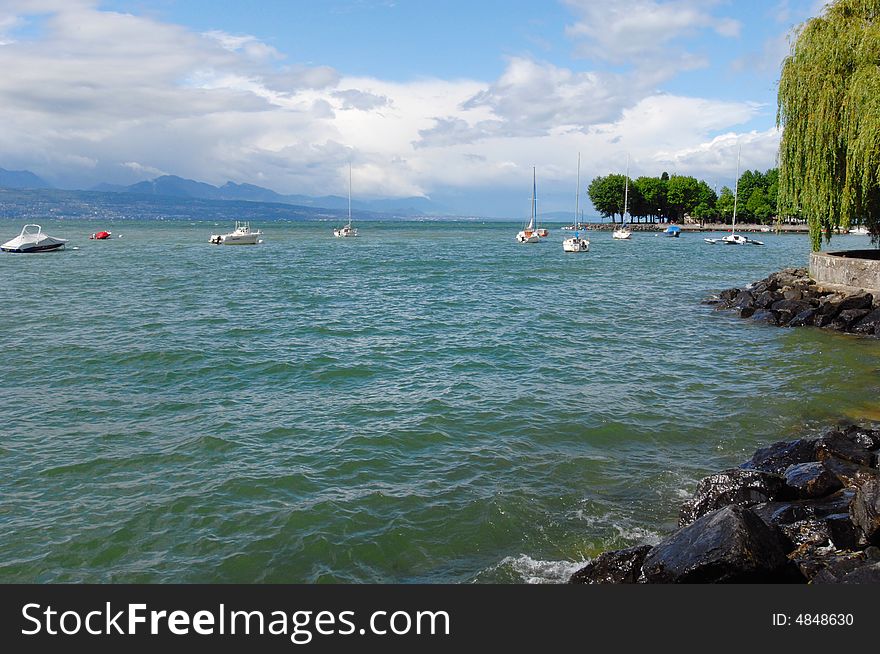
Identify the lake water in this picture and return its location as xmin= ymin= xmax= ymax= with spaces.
xmin=2 ymin=219 xmax=879 ymax=583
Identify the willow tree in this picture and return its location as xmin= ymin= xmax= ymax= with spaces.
xmin=777 ymin=0 xmax=880 ymax=251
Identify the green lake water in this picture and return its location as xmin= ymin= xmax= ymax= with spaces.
xmin=2 ymin=219 xmax=879 ymax=582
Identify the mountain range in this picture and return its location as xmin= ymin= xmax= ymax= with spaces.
xmin=0 ymin=167 xmax=446 ymax=215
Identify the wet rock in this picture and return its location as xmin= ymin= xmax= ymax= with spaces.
xmin=825 ymin=513 xmax=861 ymax=550
xmin=739 ymin=307 xmax=755 ymax=319
xmin=568 ymin=545 xmax=652 ymax=584
xmin=754 ymin=291 xmax=777 ymax=309
xmin=850 ymin=309 xmax=880 ymax=335
xmin=817 ymin=432 xmax=875 ymax=468
xmin=733 ymin=291 xmax=754 ymax=310
xmin=679 ymin=468 xmax=786 ymax=527
xmin=837 ymin=292 xmax=873 ymax=312
xmin=802 ymin=551 xmax=869 ymax=583
xmin=850 ymin=479 xmax=880 ymax=544
xmin=752 ymin=490 xmax=855 ymax=527
xmin=820 ymin=457 xmax=879 ymax=490
xmin=783 ymin=462 xmax=843 ymax=499
xmin=789 ymin=308 xmax=817 ymax=327
xmin=830 ymin=308 xmax=870 ymax=331
xmin=841 ymin=425 xmax=880 ymax=451
xmin=743 ymin=439 xmax=818 ymax=474
xmin=643 ymin=506 xmax=793 ymax=583
xmin=839 ymin=561 xmax=880 ymax=583
xmin=719 ymin=288 xmax=740 ymax=303
xmin=779 ymin=519 xmax=831 ymax=550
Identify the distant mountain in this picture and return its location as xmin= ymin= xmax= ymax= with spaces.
xmin=94 ymin=174 xmax=448 ymax=216
xmin=0 ymin=167 xmax=52 ymax=189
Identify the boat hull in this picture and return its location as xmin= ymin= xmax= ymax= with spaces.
xmin=562 ymin=237 xmax=589 ymax=252
xmin=1 ymin=241 xmax=66 ymax=253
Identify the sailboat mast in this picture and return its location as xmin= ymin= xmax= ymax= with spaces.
xmin=531 ymin=166 xmax=537 ymax=230
xmin=732 ymin=146 xmax=741 ymax=234
xmin=623 ymin=154 xmax=630 ymax=224
xmin=575 ymin=153 xmax=580 ymax=224
xmin=348 ymin=162 xmax=352 ymax=227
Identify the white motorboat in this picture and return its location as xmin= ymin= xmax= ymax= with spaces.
xmin=705 ymin=147 xmax=762 ymax=246
xmin=209 ymin=221 xmax=263 ymax=245
xmin=334 ymin=163 xmax=359 ymax=238
xmin=612 ymin=155 xmax=633 ymax=240
xmin=516 ymin=167 xmax=542 ymax=243
xmin=562 ymin=153 xmax=590 ymax=253
xmin=849 ymin=225 xmax=869 ymax=235
xmin=1 ymin=224 xmax=67 ymax=252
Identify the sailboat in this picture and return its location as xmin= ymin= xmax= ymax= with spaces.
xmin=705 ymin=147 xmax=762 ymax=246
xmin=612 ymin=155 xmax=632 ymax=239
xmin=563 ymin=154 xmax=590 ymax=252
xmin=333 ymin=163 xmax=358 ymax=238
xmin=516 ymin=167 xmax=542 ymax=243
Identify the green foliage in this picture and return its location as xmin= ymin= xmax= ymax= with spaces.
xmin=587 ymin=174 xmax=628 ymax=222
xmin=745 ymin=188 xmax=774 ymax=223
xmin=666 ymin=175 xmax=701 ymax=222
xmin=717 ymin=187 xmax=736 ymax=221
xmin=778 ymin=0 xmax=880 ymax=250
xmin=633 ymin=176 xmax=668 ymax=222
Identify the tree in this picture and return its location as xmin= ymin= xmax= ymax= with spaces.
xmin=745 ymin=188 xmax=774 ymax=223
xmin=635 ymin=176 xmax=668 ymax=223
xmin=717 ymin=186 xmax=736 ymax=223
xmin=778 ymin=0 xmax=880 ymax=250
xmin=666 ymin=175 xmax=701 ymax=222
xmin=695 ymin=181 xmax=718 ymax=224
xmin=588 ymin=174 xmax=628 ymax=222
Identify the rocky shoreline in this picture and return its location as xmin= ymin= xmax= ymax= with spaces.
xmin=705 ymin=267 xmax=880 ymax=336
xmin=568 ymin=424 xmax=880 ymax=583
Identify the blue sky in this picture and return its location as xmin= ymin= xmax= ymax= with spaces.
xmin=0 ymin=0 xmax=825 ymax=216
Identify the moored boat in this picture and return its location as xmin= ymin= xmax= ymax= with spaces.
xmin=90 ymin=231 xmax=112 ymax=240
xmin=516 ymin=167 xmax=542 ymax=243
xmin=1 ymin=224 xmax=68 ymax=253
xmin=562 ymin=154 xmax=590 ymax=253
xmin=209 ymin=221 xmax=263 ymax=245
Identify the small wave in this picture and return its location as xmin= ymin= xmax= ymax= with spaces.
xmin=488 ymin=554 xmax=586 ymax=584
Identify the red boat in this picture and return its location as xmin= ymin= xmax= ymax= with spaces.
xmin=90 ymin=231 xmax=112 ymax=240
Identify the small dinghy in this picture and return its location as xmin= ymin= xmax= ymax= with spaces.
xmin=90 ymin=231 xmax=112 ymax=240
xmin=1 ymin=224 xmax=68 ymax=252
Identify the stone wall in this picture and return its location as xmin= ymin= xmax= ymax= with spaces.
xmin=810 ymin=250 xmax=880 ymax=292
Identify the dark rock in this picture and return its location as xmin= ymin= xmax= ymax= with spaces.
xmin=754 ymin=291 xmax=777 ymax=309
xmin=842 ymin=425 xmax=880 ymax=451
xmin=825 ymin=513 xmax=861 ymax=550
xmin=779 ymin=519 xmax=831 ymax=550
xmin=837 ymin=292 xmax=873 ymax=312
xmin=752 ymin=309 xmax=776 ymax=323
xmin=803 ymin=551 xmax=869 ymax=583
xmin=743 ymin=438 xmax=818 ymax=474
xmin=733 ymin=291 xmax=754 ymax=310
xmin=783 ymin=289 xmax=803 ymax=301
xmin=771 ymin=299 xmax=809 ymax=314
xmin=719 ymin=288 xmax=740 ymax=303
xmin=752 ymin=490 xmax=855 ymax=527
xmin=784 ymin=462 xmax=843 ymax=499
xmin=739 ymin=307 xmax=755 ymax=319
xmin=643 ymin=506 xmax=793 ymax=583
xmin=568 ymin=545 xmax=652 ymax=584
xmin=821 ymin=456 xmax=880 ymax=490
xmin=817 ymin=432 xmax=875 ymax=467
xmin=851 ymin=309 xmax=880 ymax=335
xmin=679 ymin=468 xmax=786 ymax=527
xmin=850 ymin=479 xmax=880 ymax=544
xmin=789 ymin=308 xmax=817 ymax=327
xmin=839 ymin=562 xmax=880 ymax=583
xmin=830 ymin=308 xmax=870 ymax=331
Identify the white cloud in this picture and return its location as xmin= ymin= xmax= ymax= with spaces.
xmin=0 ymin=0 xmax=782 ymax=214
xmin=563 ymin=0 xmax=740 ymax=68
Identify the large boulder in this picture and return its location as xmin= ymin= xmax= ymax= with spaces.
xmin=568 ymin=545 xmax=652 ymax=584
xmin=836 ymin=292 xmax=873 ymax=312
xmin=850 ymin=309 xmax=880 ymax=335
xmin=783 ymin=462 xmax=843 ymax=499
xmin=841 ymin=425 xmax=880 ymax=451
xmin=821 ymin=457 xmax=880 ymax=490
xmin=742 ymin=439 xmax=818 ymax=474
xmin=817 ymin=432 xmax=875 ymax=468
xmin=679 ymin=468 xmax=786 ymax=526
xmin=801 ymin=551 xmax=871 ymax=583
xmin=850 ymin=479 xmax=880 ymax=544
xmin=643 ymin=506 xmax=793 ymax=583
xmin=830 ymin=308 xmax=870 ymax=331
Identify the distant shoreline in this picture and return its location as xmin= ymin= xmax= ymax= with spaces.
xmin=578 ymin=222 xmax=810 ymax=233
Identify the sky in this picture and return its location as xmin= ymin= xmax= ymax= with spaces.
xmin=0 ymin=0 xmax=828 ymax=217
